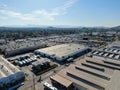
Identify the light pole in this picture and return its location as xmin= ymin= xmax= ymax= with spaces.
xmin=33 ymin=74 xmax=35 ymax=90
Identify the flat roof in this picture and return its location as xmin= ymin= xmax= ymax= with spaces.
xmin=36 ymin=44 xmax=85 ymax=58
xmin=108 ymin=41 xmax=120 ymax=48
xmin=106 ymin=70 xmax=120 ymax=90
xmin=0 ymin=56 xmax=20 ymax=78
xmin=50 ymin=74 xmax=72 ymax=87
xmin=56 ymin=69 xmax=98 ymax=90
xmin=50 ymin=56 xmax=120 ymax=90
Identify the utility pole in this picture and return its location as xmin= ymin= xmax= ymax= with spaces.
xmin=33 ymin=74 xmax=35 ymax=90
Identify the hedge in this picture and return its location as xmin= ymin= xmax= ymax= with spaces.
xmin=35 ymin=64 xmax=58 ymax=75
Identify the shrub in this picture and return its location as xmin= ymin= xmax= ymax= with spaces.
xmin=35 ymin=64 xmax=58 ymax=75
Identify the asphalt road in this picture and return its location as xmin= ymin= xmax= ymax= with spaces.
xmin=18 ymin=55 xmax=85 ymax=90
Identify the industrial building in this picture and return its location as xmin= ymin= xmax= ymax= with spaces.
xmin=0 ymin=56 xmax=25 ymax=90
xmin=50 ymin=56 xmax=120 ymax=90
xmin=34 ymin=44 xmax=91 ymax=62
xmin=0 ymin=72 xmax=25 ymax=90
xmin=0 ymin=39 xmax=6 ymax=45
xmin=78 ymin=40 xmax=105 ymax=47
xmin=4 ymin=44 xmax=47 ymax=57
xmin=107 ymin=41 xmax=120 ymax=49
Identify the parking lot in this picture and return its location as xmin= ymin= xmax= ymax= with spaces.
xmin=5 ymin=52 xmax=60 ymax=90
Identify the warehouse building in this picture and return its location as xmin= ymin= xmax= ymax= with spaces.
xmin=0 ymin=39 xmax=6 ymax=45
xmin=34 ymin=44 xmax=91 ymax=62
xmin=107 ymin=41 xmax=120 ymax=49
xmin=5 ymin=44 xmax=47 ymax=57
xmin=50 ymin=56 xmax=120 ymax=90
xmin=0 ymin=56 xmax=25 ymax=90
xmin=0 ymin=72 xmax=25 ymax=90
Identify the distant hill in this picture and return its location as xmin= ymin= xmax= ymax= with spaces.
xmin=0 ymin=25 xmax=120 ymax=31
xmin=111 ymin=26 xmax=120 ymax=29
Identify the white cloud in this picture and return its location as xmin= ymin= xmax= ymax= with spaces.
xmin=54 ymin=0 xmax=78 ymax=12
xmin=0 ymin=0 xmax=78 ymax=21
xmin=33 ymin=0 xmax=78 ymax=21
xmin=33 ymin=9 xmax=59 ymax=21
xmin=0 ymin=10 xmax=37 ymax=21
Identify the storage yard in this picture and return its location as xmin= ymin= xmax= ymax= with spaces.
xmin=0 ymin=0 xmax=120 ymax=89
xmin=91 ymin=47 xmax=120 ymax=60
xmin=0 ymin=43 xmax=90 ymax=90
xmin=0 ymin=36 xmax=120 ymax=90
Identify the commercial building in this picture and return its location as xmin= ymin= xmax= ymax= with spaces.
xmin=34 ymin=44 xmax=91 ymax=62
xmin=5 ymin=44 xmax=46 ymax=57
xmin=0 ymin=39 xmax=6 ymax=45
xmin=50 ymin=56 xmax=120 ymax=90
xmin=0 ymin=56 xmax=25 ymax=90
xmin=107 ymin=41 xmax=120 ymax=49
xmin=78 ymin=40 xmax=105 ymax=47
xmin=0 ymin=72 xmax=25 ymax=90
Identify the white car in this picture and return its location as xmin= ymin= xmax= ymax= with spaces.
xmin=43 ymin=82 xmax=57 ymax=90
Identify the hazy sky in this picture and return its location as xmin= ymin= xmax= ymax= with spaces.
xmin=0 ymin=0 xmax=120 ymax=26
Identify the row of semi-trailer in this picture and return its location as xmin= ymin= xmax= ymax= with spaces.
xmin=13 ymin=56 xmax=37 ymax=67
xmin=92 ymin=50 xmax=120 ymax=60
